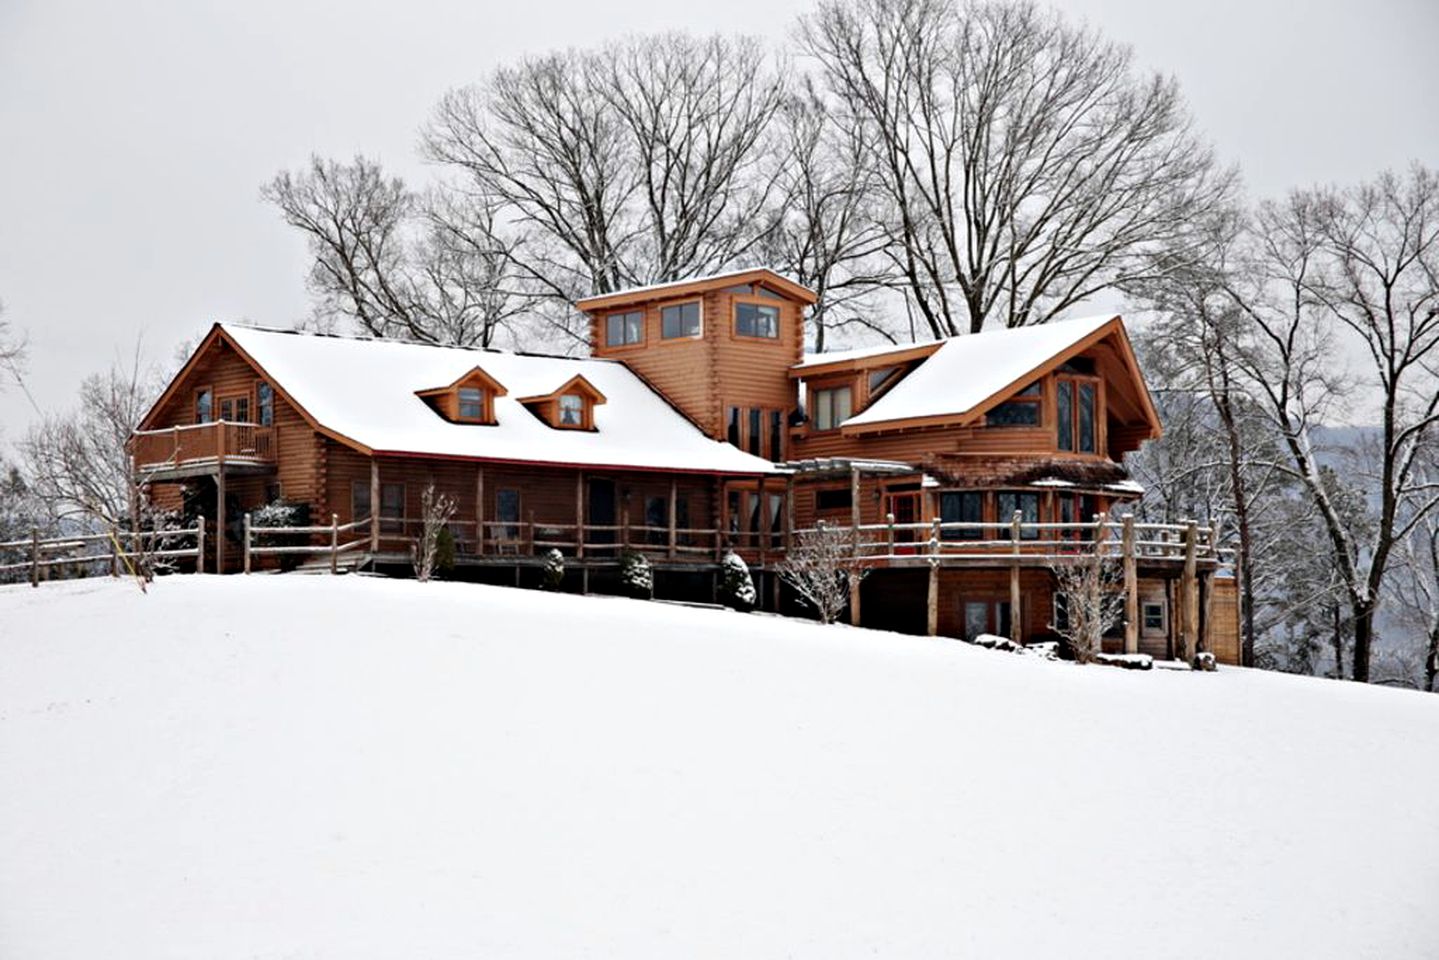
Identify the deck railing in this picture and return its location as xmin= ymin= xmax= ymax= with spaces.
xmin=132 ymin=421 xmax=276 ymax=472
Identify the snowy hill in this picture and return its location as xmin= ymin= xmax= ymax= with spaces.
xmin=1 ymin=576 xmax=1436 ymax=960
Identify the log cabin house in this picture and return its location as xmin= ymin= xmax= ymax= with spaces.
xmin=133 ymin=267 xmax=1239 ymax=663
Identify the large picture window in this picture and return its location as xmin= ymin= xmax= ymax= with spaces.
xmin=605 ymin=311 xmax=644 ymax=347
xmin=195 ymin=388 xmax=213 ymax=424
xmin=256 ymin=381 xmax=274 ymax=426
xmin=986 ymin=382 xmax=1041 ymax=427
xmin=734 ymin=302 xmax=779 ymax=338
xmin=811 ymin=386 xmax=853 ymax=431
xmin=380 ymin=483 xmax=405 ymax=534
xmin=661 ymin=301 xmax=701 ymax=339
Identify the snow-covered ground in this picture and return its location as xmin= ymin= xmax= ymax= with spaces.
xmin=1 ymin=576 xmax=1436 ymax=960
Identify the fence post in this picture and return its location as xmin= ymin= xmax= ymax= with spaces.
xmin=886 ymin=512 xmax=896 ymax=559
xmin=330 ymin=513 xmax=339 ymax=575
xmin=196 ymin=522 xmax=205 ymax=574
xmin=1009 ymin=510 xmax=1022 ymax=643
xmin=243 ymin=512 xmax=252 ymax=574
xmin=30 ymin=527 xmax=39 ymax=588
xmin=927 ymin=517 xmax=940 ymax=637
xmin=110 ymin=526 xmax=119 ymax=578
xmin=1122 ymin=513 xmax=1138 ymax=655
xmin=1182 ymin=519 xmax=1200 ymax=662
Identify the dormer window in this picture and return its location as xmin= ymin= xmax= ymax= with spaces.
xmin=558 ymin=394 xmax=585 ymax=427
xmin=519 ymin=374 xmax=607 ymax=431
xmin=458 ymin=387 xmax=486 ymax=422
xmin=416 ymin=366 xmax=507 ymax=425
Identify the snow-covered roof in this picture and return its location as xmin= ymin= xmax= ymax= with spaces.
xmin=221 ymin=324 xmax=782 ymax=475
xmin=574 ymin=267 xmax=817 ymax=310
xmin=840 ymin=315 xmax=1120 ymax=430
xmin=792 ymin=339 xmax=942 ymax=370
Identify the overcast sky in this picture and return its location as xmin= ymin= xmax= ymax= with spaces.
xmin=1 ymin=0 xmax=1436 ymax=447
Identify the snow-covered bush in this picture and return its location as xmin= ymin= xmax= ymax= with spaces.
xmin=1048 ymin=518 xmax=1124 ymax=664
xmin=1095 ymin=652 xmax=1154 ymax=671
xmin=541 ymin=548 xmax=565 ymax=591
xmin=1193 ymin=651 xmax=1217 ymax=672
xmin=251 ymin=498 xmax=311 ymax=572
xmin=411 ymin=483 xmax=457 ymax=583
xmin=971 ymin=633 xmax=1021 ymax=653
xmin=620 ymin=549 xmax=653 ymax=600
xmin=434 ymin=526 xmax=457 ymax=577
xmin=719 ymin=550 xmax=756 ymax=612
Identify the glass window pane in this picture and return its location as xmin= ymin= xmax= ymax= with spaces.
xmin=834 ymin=387 xmax=852 ymax=425
xmin=351 ymin=480 xmax=370 ymax=520
xmin=735 ymin=302 xmax=779 ymax=338
xmin=1079 ymin=383 xmax=1096 ymax=452
xmin=964 ymin=602 xmax=989 ymax=640
xmin=662 ymin=302 xmax=700 ymax=339
xmin=606 ymin=315 xmax=624 ymax=346
xmin=1020 ymin=493 xmax=1040 ymax=539
xmin=748 ymin=408 xmax=761 ymax=456
xmin=727 ymin=406 xmax=741 ymax=446
xmin=195 ymin=389 xmax=212 ymax=424
xmin=257 ymin=382 xmax=274 ymax=426
xmin=1057 ymin=380 xmax=1074 ymax=451
xmin=769 ymin=410 xmax=782 ymax=461
xmin=814 ymin=389 xmax=833 ymax=431
xmin=987 ymin=400 xmax=1040 ymax=426
xmin=458 ymin=387 xmax=484 ymax=420
xmin=559 ymin=394 xmax=584 ymax=426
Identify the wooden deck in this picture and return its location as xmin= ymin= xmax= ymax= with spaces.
xmin=132 ymin=421 xmax=277 ymax=480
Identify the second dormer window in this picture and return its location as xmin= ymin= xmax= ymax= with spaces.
xmin=661 ymin=301 xmax=701 ymax=339
xmin=812 ymin=386 xmax=853 ymax=431
xmin=558 ymin=394 xmax=585 ymax=427
xmin=458 ymin=387 xmax=486 ymax=422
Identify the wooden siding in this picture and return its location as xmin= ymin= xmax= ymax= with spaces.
xmin=1208 ymin=576 xmax=1242 ymax=665
xmin=591 ymin=288 xmax=805 ymax=440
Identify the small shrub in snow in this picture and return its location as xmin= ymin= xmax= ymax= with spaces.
xmin=777 ymin=521 xmax=862 ymax=624
xmin=620 ymin=549 xmax=653 ymax=600
xmin=1048 ymin=514 xmax=1124 ymax=664
xmin=719 ymin=550 xmax=756 ymax=612
xmin=1193 ymin=651 xmax=1217 ymax=672
xmin=411 ymin=484 xmax=457 ymax=583
xmin=251 ymin=499 xmax=311 ymax=572
xmin=541 ymin=548 xmax=565 ymax=592
xmin=434 ymin=526 xmax=457 ymax=578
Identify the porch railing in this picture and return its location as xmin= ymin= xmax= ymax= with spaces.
xmin=131 ymin=421 xmax=276 ymax=472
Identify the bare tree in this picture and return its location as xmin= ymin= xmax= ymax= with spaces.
xmin=411 ymin=483 xmax=457 ymax=582
xmin=1389 ymin=458 xmax=1439 ymax=692
xmin=1048 ymin=516 xmax=1124 ymax=663
xmin=423 ymin=33 xmax=789 ymax=343
xmin=763 ymin=80 xmax=897 ymax=351
xmin=22 ymin=352 xmax=163 ymax=528
xmin=799 ymin=0 xmax=1232 ymax=336
xmin=1225 ymin=166 xmax=1439 ymax=682
xmin=0 ymin=299 xmax=26 ymax=390
xmin=263 ymin=156 xmax=529 ymax=348
xmin=778 ymin=520 xmax=861 ymax=624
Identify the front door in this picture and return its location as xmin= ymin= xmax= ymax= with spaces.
xmin=587 ymin=478 xmax=616 ymax=551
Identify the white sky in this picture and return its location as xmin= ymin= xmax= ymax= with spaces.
xmin=1 ymin=0 xmax=1436 ymax=448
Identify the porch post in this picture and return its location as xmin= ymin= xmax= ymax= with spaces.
xmin=849 ymin=465 xmax=862 ymax=627
xmin=927 ymin=517 xmax=940 ymax=637
xmin=1009 ymin=510 xmax=1022 ymax=643
xmin=575 ymin=470 xmax=585 ymax=558
xmin=784 ymin=474 xmax=795 ymax=554
xmin=475 ymin=464 xmax=485 ymax=555
xmin=370 ymin=459 xmax=380 ymax=553
xmin=243 ymin=512 xmax=252 ymax=574
xmin=214 ymin=466 xmax=226 ymax=575
xmin=1122 ymin=513 xmax=1139 ymax=654
xmin=667 ymin=476 xmax=678 ymax=560
xmin=758 ymin=475 xmax=769 ymax=568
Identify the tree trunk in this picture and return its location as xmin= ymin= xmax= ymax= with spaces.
xmin=1351 ymin=601 xmax=1375 ymax=684
xmin=1424 ymin=625 xmax=1438 ymax=693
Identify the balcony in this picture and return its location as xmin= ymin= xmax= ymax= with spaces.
xmin=132 ymin=421 xmax=277 ymax=480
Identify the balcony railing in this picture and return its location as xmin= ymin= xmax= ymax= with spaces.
xmin=132 ymin=421 xmax=276 ymax=473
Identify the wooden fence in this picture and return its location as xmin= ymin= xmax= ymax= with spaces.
xmin=0 ymin=525 xmax=207 ymax=586
xmin=242 ymin=513 xmax=371 ymax=574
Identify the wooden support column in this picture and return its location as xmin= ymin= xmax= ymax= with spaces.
xmin=243 ymin=512 xmax=252 ymax=574
xmin=620 ymin=493 xmax=630 ymax=551
xmin=848 ymin=465 xmax=862 ymax=627
xmin=1122 ymin=513 xmax=1139 ymax=655
xmin=370 ymin=459 xmax=380 ymax=552
xmin=1009 ymin=510 xmax=1022 ymax=643
xmin=758 ymin=475 xmax=769 ymax=567
xmin=330 ymin=513 xmax=339 ymax=575
xmin=667 ymin=477 xmax=678 ymax=560
xmin=215 ymin=465 xmax=226 ymax=575
xmin=475 ymin=464 xmax=485 ymax=555
xmin=575 ymin=470 xmax=585 ymax=559
xmin=783 ymin=475 xmax=795 ymax=554
xmin=1181 ymin=519 xmax=1199 ymax=662
xmin=926 ymin=517 xmax=940 ymax=637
